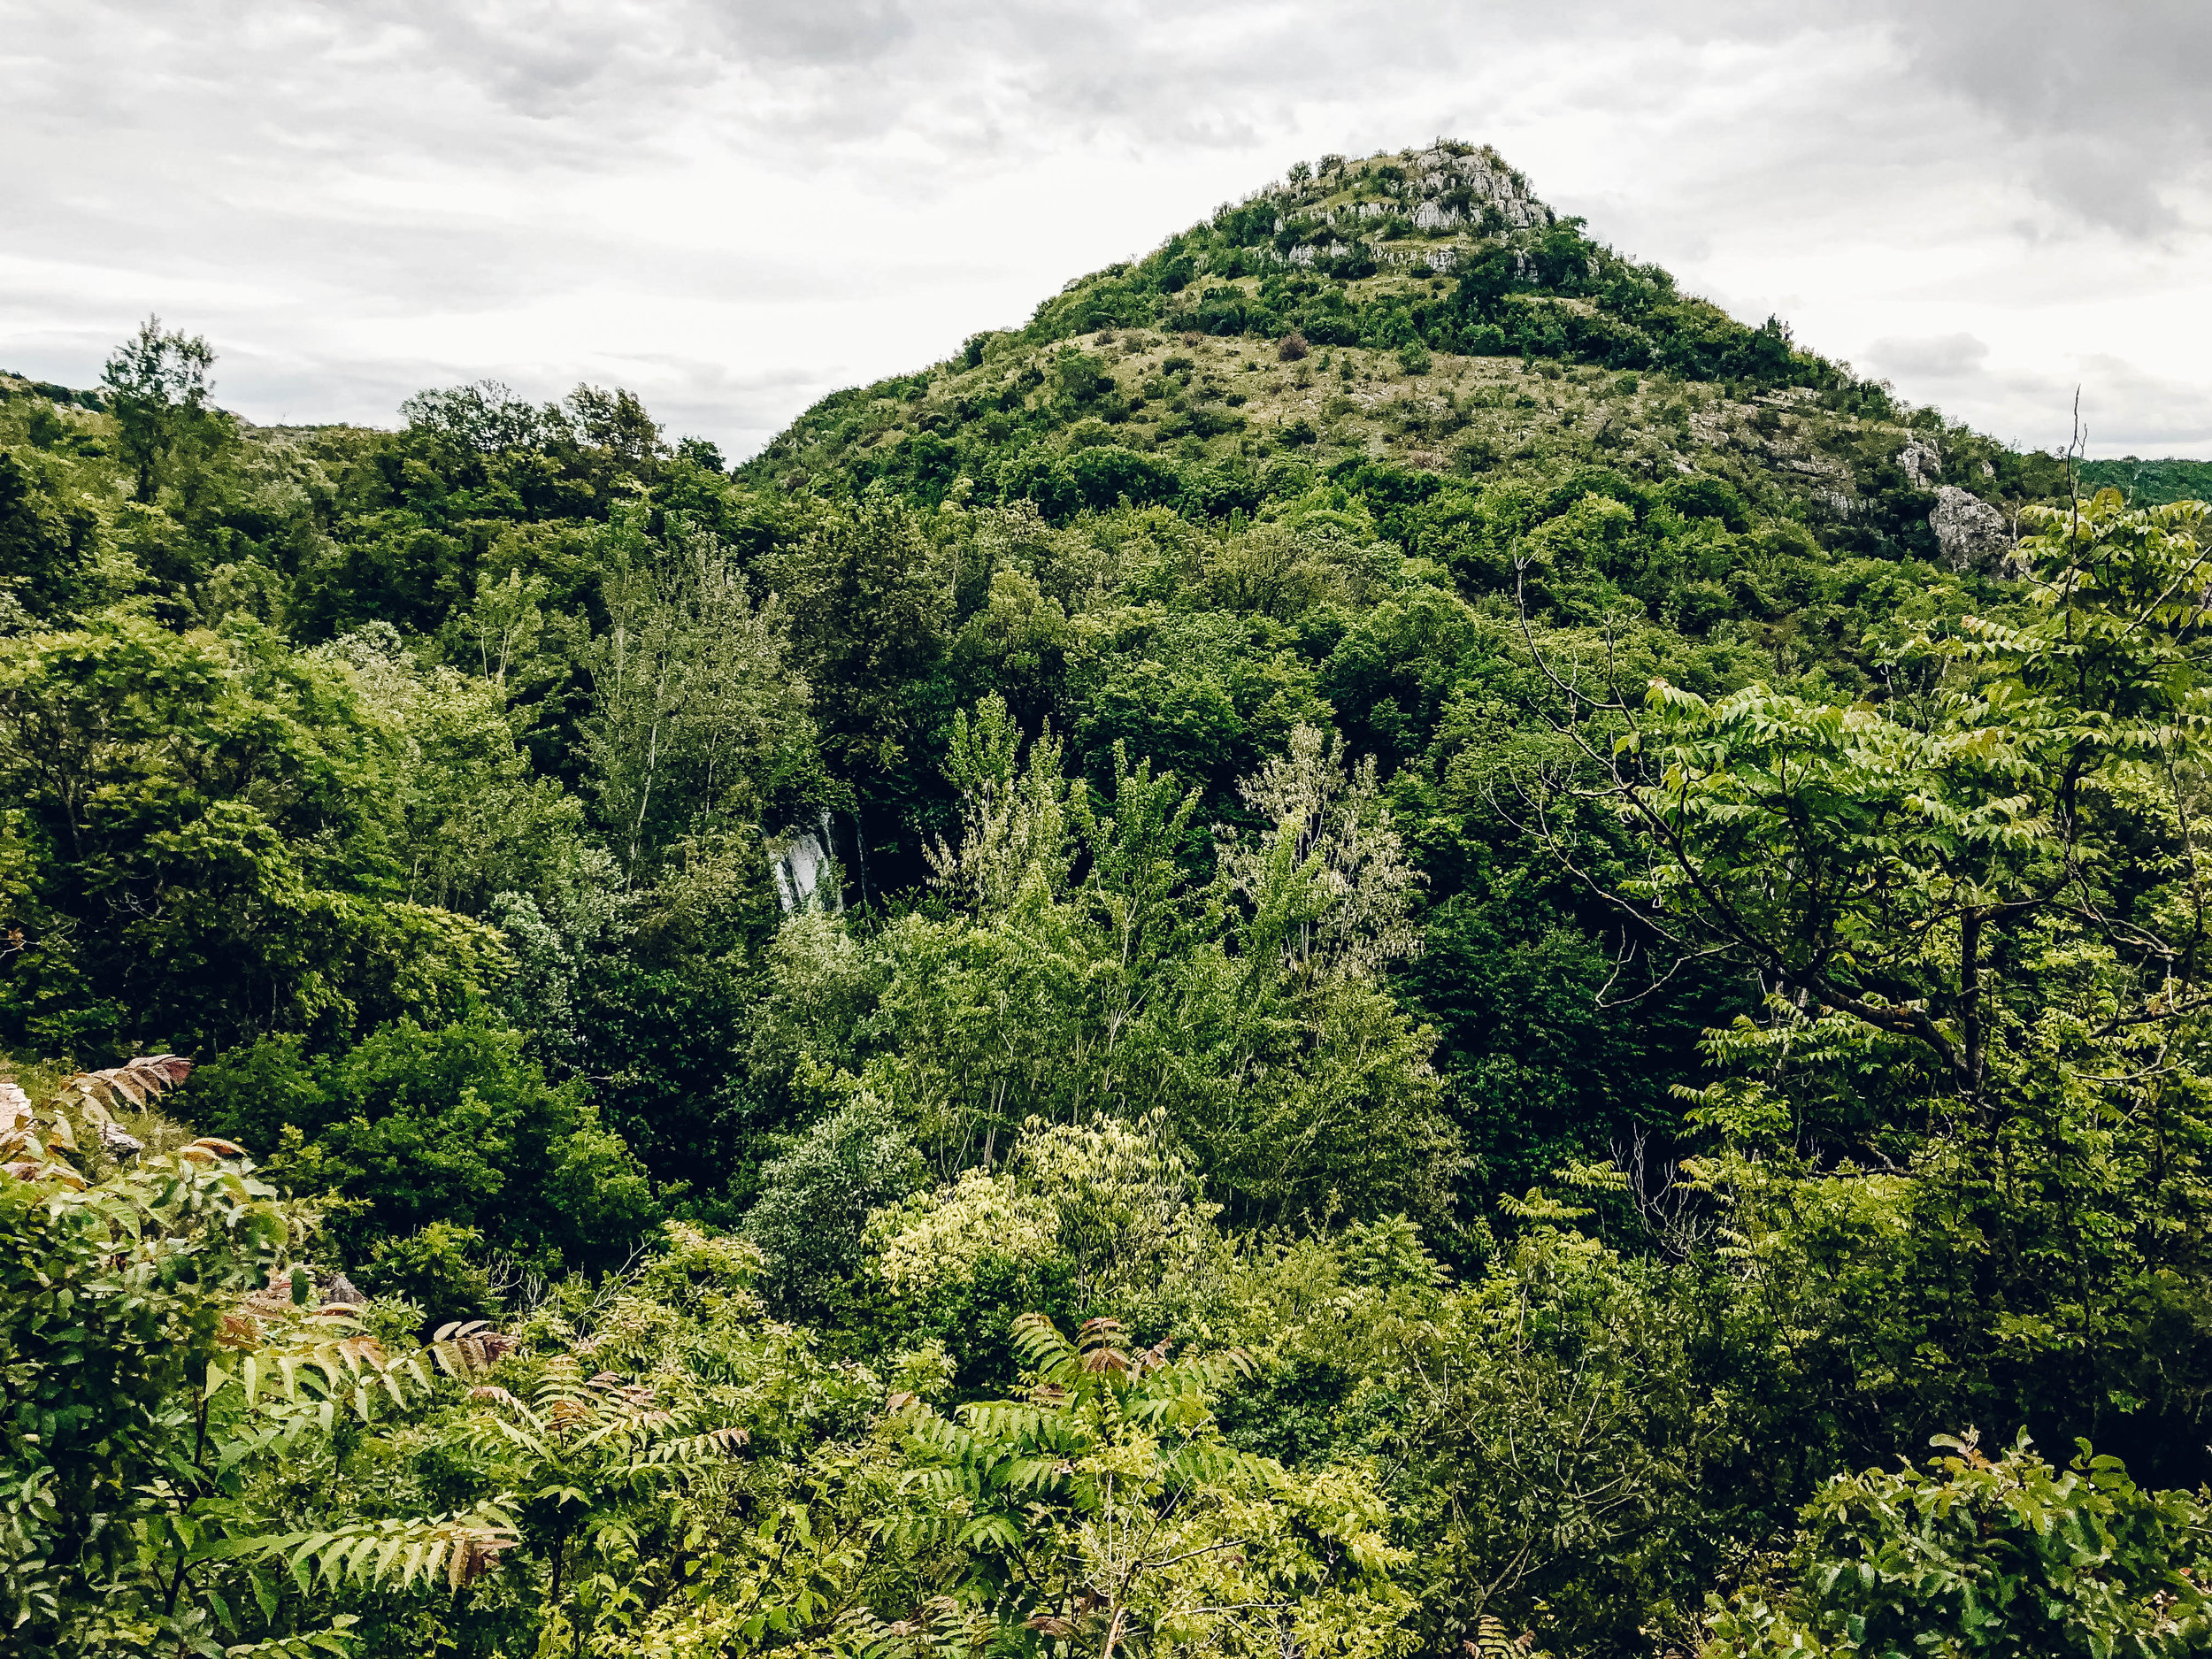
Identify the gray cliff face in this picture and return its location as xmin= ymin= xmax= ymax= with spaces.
xmin=1931 ymin=485 xmax=2017 ymax=575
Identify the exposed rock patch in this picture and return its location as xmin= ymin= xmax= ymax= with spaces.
xmin=1931 ymin=486 xmax=2017 ymax=575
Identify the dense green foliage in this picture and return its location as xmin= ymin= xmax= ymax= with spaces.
xmin=1705 ymin=1432 xmax=2212 ymax=1656
xmin=5 ymin=143 xmax=2212 ymax=1658
xmin=2078 ymin=456 xmax=2212 ymax=506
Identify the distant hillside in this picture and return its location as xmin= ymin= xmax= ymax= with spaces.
xmin=2 ymin=373 xmax=104 ymax=411
xmin=2077 ymin=456 xmax=2212 ymax=504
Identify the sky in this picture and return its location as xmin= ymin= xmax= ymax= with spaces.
xmin=2 ymin=0 xmax=2208 ymax=462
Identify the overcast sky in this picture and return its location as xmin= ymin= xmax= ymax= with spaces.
xmin=3 ymin=1 xmax=2208 ymax=460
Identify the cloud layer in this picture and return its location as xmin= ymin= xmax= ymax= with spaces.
xmin=3 ymin=0 xmax=2207 ymax=457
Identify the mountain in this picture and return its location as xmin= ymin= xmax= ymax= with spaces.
xmin=742 ymin=140 xmax=2067 ymax=573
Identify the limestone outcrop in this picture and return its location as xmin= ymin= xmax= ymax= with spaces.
xmin=1931 ymin=486 xmax=2017 ymax=575
xmin=1897 ymin=440 xmax=1940 ymax=488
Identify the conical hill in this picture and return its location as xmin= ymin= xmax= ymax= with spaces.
xmin=740 ymin=140 xmax=2071 ymax=565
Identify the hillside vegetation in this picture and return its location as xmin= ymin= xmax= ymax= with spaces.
xmin=4 ymin=144 xmax=2210 ymax=1659
xmin=752 ymin=143 xmax=2058 ymax=540
xmin=2078 ymin=455 xmax=2212 ymax=503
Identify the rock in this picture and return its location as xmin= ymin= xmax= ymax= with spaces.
xmin=1898 ymin=440 xmax=1941 ymax=488
xmin=319 ymin=1271 xmax=366 ymax=1306
xmin=98 ymin=1118 xmax=142 ymax=1160
xmin=1409 ymin=143 xmax=1549 ymax=229
xmin=773 ymin=812 xmax=841 ymax=914
xmin=0 ymin=1080 xmax=29 ymax=1137
xmin=1931 ymin=487 xmax=2018 ymax=575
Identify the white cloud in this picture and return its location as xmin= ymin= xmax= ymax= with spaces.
xmin=2 ymin=0 xmax=2208 ymax=457
xmin=1865 ymin=334 xmax=1992 ymax=381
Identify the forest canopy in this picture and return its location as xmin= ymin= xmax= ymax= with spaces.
xmin=4 ymin=144 xmax=2211 ymax=1659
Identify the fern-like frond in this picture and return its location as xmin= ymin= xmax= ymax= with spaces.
xmin=214 ymin=1507 xmax=518 ymax=1595
xmin=204 ymin=1317 xmax=502 ymax=1434
xmin=959 ymin=1402 xmax=1050 ymax=1445
xmin=217 ymin=1613 xmax=360 ymax=1657
xmin=1008 ymin=1311 xmax=1076 ymax=1373
xmin=835 ymin=1595 xmax=978 ymax=1659
xmin=1466 ymin=1613 xmax=1532 ymax=1659
xmin=640 ymin=1425 xmax=750 ymax=1465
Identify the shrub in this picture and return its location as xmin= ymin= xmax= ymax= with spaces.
xmin=743 ymin=1092 xmax=926 ymax=1316
xmin=360 ymin=1220 xmax=503 ymax=1322
xmin=1663 ymin=473 xmax=1751 ymax=531
xmin=1702 ymin=1432 xmax=2212 ymax=1657
xmin=188 ymin=1018 xmax=659 ymax=1275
